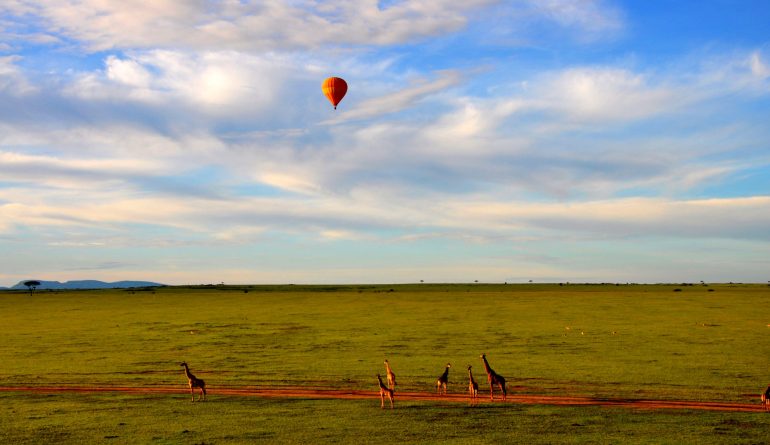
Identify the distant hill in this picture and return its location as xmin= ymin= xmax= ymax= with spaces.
xmin=9 ymin=280 xmax=164 ymax=290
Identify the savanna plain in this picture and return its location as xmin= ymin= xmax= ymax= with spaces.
xmin=2 ymin=283 xmax=770 ymax=444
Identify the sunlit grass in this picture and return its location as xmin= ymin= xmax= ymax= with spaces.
xmin=2 ymin=283 xmax=770 ymax=443
xmin=3 ymin=392 xmax=770 ymax=444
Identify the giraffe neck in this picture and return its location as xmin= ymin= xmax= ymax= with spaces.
xmin=482 ymin=357 xmax=493 ymax=374
xmin=183 ymin=365 xmax=194 ymax=379
xmin=469 ymin=369 xmax=475 ymax=382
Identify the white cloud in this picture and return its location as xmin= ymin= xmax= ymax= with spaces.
xmin=749 ymin=51 xmax=769 ymax=79
xmin=686 ymin=48 xmax=770 ymax=97
xmin=533 ymin=0 xmax=624 ymax=36
xmin=0 ymin=55 xmax=36 ymax=94
xmin=473 ymin=0 xmax=625 ymax=47
xmin=59 ymin=49 xmax=299 ymax=120
xmin=5 ymin=43 xmax=765 ymax=209
xmin=533 ymin=67 xmax=676 ymax=122
xmin=442 ymin=196 xmax=770 ymax=240
xmin=421 ymin=97 xmax=525 ymax=150
xmin=1 ymin=0 xmax=633 ymax=55
xmin=2 ymin=0 xmax=490 ymax=52
xmin=258 ymin=172 xmax=321 ymax=195
xmin=0 ymin=121 xmax=220 ymax=164
xmin=325 ymin=70 xmax=462 ymax=123
xmin=0 ymin=150 xmax=161 ymax=175
xmin=3 ymin=169 xmax=769 ymax=244
xmin=105 ymin=55 xmax=151 ymax=88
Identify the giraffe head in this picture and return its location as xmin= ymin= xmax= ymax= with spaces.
xmin=480 ymin=353 xmax=486 ymax=359
xmin=467 ymin=365 xmax=472 ymax=371
xmin=446 ymin=363 xmax=451 ymax=368
xmin=179 ymin=362 xmax=188 ymax=367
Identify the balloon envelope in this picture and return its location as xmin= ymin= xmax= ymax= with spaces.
xmin=322 ymin=77 xmax=347 ymax=109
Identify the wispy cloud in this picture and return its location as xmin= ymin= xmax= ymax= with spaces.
xmin=446 ymin=196 xmax=770 ymax=240
xmin=63 ymin=50 xmax=296 ymax=117
xmin=0 ymin=55 xmax=36 ymax=94
xmin=323 ymin=70 xmax=462 ymax=123
xmin=532 ymin=67 xmax=677 ymax=122
xmin=1 ymin=0 xmax=490 ymax=52
xmin=1 ymin=1 xmax=769 ymax=284
xmin=533 ymin=0 xmax=624 ymax=37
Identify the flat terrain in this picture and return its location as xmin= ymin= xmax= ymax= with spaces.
xmin=0 ymin=385 xmax=765 ymax=412
xmin=2 ymin=283 xmax=770 ymax=443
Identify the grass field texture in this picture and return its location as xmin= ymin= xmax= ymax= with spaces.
xmin=2 ymin=283 xmax=770 ymax=443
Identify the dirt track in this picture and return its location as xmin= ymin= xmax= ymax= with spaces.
xmin=0 ymin=385 xmax=765 ymax=412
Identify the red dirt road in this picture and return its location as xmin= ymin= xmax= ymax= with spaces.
xmin=0 ymin=385 xmax=765 ymax=412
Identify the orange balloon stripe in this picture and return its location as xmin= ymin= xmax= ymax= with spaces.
xmin=322 ymin=77 xmax=347 ymax=108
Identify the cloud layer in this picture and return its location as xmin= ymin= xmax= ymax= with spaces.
xmin=1 ymin=1 xmax=769 ymax=285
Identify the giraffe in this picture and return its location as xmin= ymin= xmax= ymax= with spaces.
xmin=762 ymin=384 xmax=770 ymax=412
xmin=467 ymin=365 xmax=479 ymax=404
xmin=436 ymin=363 xmax=451 ymax=395
xmin=377 ymin=374 xmax=394 ymax=409
xmin=479 ymin=354 xmax=506 ymax=401
xmin=179 ymin=362 xmax=206 ymax=402
xmin=384 ymin=359 xmax=397 ymax=391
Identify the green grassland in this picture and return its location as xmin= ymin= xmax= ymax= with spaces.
xmin=2 ymin=283 xmax=770 ymax=443
xmin=5 ymin=392 xmax=770 ymax=444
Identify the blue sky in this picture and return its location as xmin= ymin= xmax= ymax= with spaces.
xmin=1 ymin=0 xmax=769 ymax=285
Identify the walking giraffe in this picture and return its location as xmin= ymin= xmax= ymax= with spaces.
xmin=467 ymin=365 xmax=479 ymax=404
xmin=480 ymin=354 xmax=506 ymax=401
xmin=384 ymin=359 xmax=397 ymax=390
xmin=377 ymin=374 xmax=394 ymax=409
xmin=180 ymin=362 xmax=206 ymax=402
xmin=436 ymin=363 xmax=451 ymax=395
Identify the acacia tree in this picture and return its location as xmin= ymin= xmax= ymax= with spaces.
xmin=23 ymin=280 xmax=41 ymax=296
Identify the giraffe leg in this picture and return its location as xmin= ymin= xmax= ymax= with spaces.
xmin=380 ymin=392 xmax=385 ymax=409
xmin=190 ymin=386 xmax=195 ymax=402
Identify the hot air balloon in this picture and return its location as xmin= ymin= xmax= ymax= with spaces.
xmin=322 ymin=77 xmax=347 ymax=109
